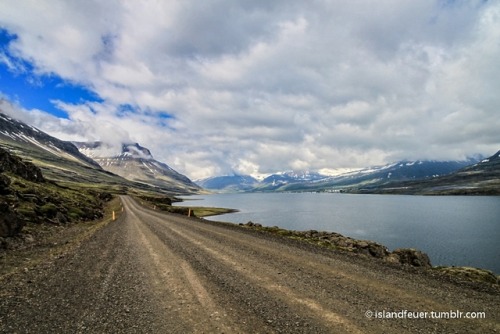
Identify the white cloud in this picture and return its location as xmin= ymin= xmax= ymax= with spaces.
xmin=0 ymin=0 xmax=499 ymax=179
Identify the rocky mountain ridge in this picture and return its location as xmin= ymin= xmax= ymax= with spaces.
xmin=0 ymin=113 xmax=101 ymax=170
xmin=196 ymin=174 xmax=259 ymax=193
xmin=74 ymin=141 xmax=202 ymax=194
xmin=0 ymin=112 xmax=201 ymax=195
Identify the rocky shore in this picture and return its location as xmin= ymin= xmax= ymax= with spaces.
xmin=239 ymin=221 xmax=499 ymax=285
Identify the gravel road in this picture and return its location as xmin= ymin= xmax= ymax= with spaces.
xmin=1 ymin=195 xmax=498 ymax=333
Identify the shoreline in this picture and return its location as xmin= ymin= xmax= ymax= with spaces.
xmin=1 ymin=196 xmax=498 ymax=292
xmin=135 ymin=195 xmax=500 ymax=286
xmin=205 ymin=218 xmax=500 ymax=287
xmin=174 ymin=193 xmax=499 ymax=275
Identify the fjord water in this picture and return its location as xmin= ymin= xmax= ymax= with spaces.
xmin=177 ymin=193 xmax=500 ymax=273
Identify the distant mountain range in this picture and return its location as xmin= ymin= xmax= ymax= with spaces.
xmin=196 ymin=156 xmax=499 ymax=194
xmin=0 ymin=112 xmax=200 ymax=195
xmin=196 ymin=174 xmax=259 ymax=192
xmin=362 ymin=150 xmax=500 ymax=195
xmin=1 ymin=111 xmax=498 ymax=196
xmin=73 ymin=141 xmax=202 ymax=194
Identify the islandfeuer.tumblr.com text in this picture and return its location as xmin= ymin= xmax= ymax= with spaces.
xmin=365 ymin=309 xmax=486 ymax=320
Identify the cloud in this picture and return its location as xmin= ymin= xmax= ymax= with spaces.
xmin=0 ymin=0 xmax=499 ymax=179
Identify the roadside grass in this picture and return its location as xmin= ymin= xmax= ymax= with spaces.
xmin=6 ymin=173 xmax=110 ymax=224
xmin=186 ymin=206 xmax=237 ymax=217
xmin=433 ymin=266 xmax=499 ymax=285
xmin=135 ymin=194 xmax=236 ymax=218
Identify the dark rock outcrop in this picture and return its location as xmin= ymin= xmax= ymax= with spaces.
xmin=0 ymin=200 xmax=23 ymax=237
xmin=0 ymin=147 xmax=44 ymax=182
xmin=0 ymin=148 xmax=44 ymax=238
xmin=388 ymin=248 xmax=431 ymax=268
xmin=0 ymin=173 xmax=11 ymax=194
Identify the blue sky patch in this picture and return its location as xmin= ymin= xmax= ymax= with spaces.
xmin=0 ymin=28 xmax=102 ymax=119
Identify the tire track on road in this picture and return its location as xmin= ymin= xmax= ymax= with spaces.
xmin=126 ymin=197 xmax=365 ymax=333
xmin=124 ymin=196 xmax=243 ymax=333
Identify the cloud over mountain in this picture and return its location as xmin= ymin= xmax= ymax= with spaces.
xmin=0 ymin=1 xmax=499 ymax=179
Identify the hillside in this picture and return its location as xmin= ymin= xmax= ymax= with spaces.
xmin=0 ymin=146 xmax=111 ymax=242
xmin=196 ymin=174 xmax=259 ymax=192
xmin=0 ymin=113 xmax=101 ymax=169
xmin=360 ymin=150 xmax=500 ymax=195
xmin=307 ymin=159 xmax=481 ymax=193
xmin=0 ymin=112 xmax=130 ymax=189
xmin=255 ymin=171 xmax=328 ymax=191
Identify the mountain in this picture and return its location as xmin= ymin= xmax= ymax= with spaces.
xmin=0 ymin=112 xmax=125 ymax=187
xmin=0 ymin=113 xmax=101 ymax=171
xmin=306 ymin=159 xmax=480 ymax=193
xmin=1 ymin=112 xmax=135 ymax=241
xmin=196 ymin=170 xmax=330 ymax=193
xmin=196 ymin=174 xmax=259 ymax=192
xmin=0 ymin=111 xmax=202 ymax=241
xmin=74 ymin=141 xmax=202 ymax=194
xmin=198 ymin=159 xmax=481 ymax=193
xmin=0 ymin=112 xmax=199 ymax=195
xmin=255 ymin=171 xmax=329 ymax=191
xmin=251 ymin=159 xmax=480 ymax=192
xmin=363 ymin=150 xmax=500 ymax=195
xmin=468 ymin=150 xmax=500 ymax=172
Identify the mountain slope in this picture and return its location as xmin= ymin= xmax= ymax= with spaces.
xmin=196 ymin=174 xmax=259 ymax=192
xmin=309 ymin=159 xmax=479 ymax=192
xmin=0 ymin=146 xmax=114 ymax=240
xmin=255 ymin=171 xmax=329 ymax=191
xmin=364 ymin=150 xmax=500 ymax=195
xmin=0 ymin=113 xmax=101 ymax=170
xmin=0 ymin=112 xmax=122 ymax=186
xmin=0 ymin=112 xmax=190 ymax=196
xmin=74 ymin=142 xmax=202 ymax=194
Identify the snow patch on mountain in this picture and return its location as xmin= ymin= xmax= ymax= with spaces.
xmin=73 ymin=140 xmax=201 ymax=194
xmin=0 ymin=113 xmax=102 ymax=169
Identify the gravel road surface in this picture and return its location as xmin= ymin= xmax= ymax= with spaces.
xmin=1 ymin=195 xmax=498 ymax=333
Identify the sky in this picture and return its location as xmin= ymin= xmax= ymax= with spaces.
xmin=0 ymin=0 xmax=499 ymax=180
